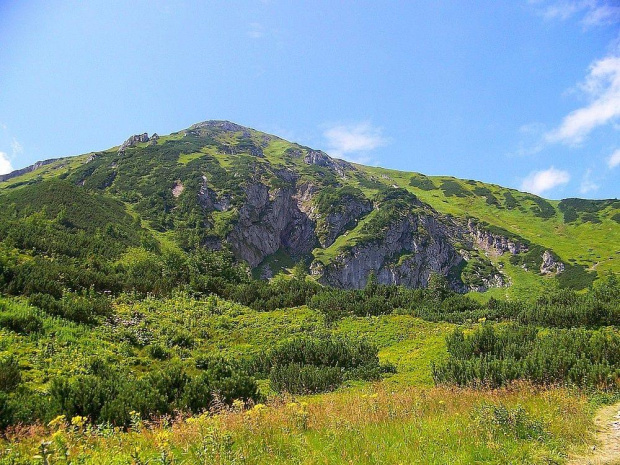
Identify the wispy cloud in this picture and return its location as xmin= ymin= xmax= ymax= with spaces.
xmin=509 ymin=123 xmax=546 ymax=157
xmin=608 ymin=148 xmax=620 ymax=168
xmin=537 ymin=0 xmax=620 ymax=27
xmin=247 ymin=22 xmax=265 ymax=39
xmin=323 ymin=122 xmax=388 ymax=161
xmin=0 ymin=151 xmax=13 ymax=175
xmin=579 ymin=168 xmax=600 ymax=193
xmin=11 ymin=138 xmax=23 ymax=156
xmin=540 ymin=0 xmax=587 ymax=21
xmin=583 ymin=3 xmax=620 ymax=27
xmin=545 ymin=55 xmax=620 ymax=145
xmin=520 ymin=166 xmax=571 ymax=195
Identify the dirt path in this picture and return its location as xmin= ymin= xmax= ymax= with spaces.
xmin=569 ymin=403 xmax=620 ymax=465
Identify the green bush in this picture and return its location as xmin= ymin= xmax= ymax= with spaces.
xmin=0 ymin=356 xmax=22 ymax=392
xmin=0 ymin=308 xmax=43 ymax=334
xmin=440 ymin=180 xmax=471 ymax=198
xmin=255 ymin=335 xmax=384 ymax=394
xmin=409 ymin=175 xmax=435 ymax=190
xmin=0 ymin=393 xmax=14 ymax=430
xmin=503 ymin=191 xmax=518 ymax=209
xmin=476 ymin=403 xmax=546 ymax=440
xmin=48 ymin=362 xmax=260 ymax=427
xmin=269 ymin=363 xmax=342 ymax=394
xmin=433 ymin=324 xmax=620 ymax=389
xmin=146 ymin=343 xmax=171 ymax=360
xmin=28 ymin=291 xmax=111 ymax=324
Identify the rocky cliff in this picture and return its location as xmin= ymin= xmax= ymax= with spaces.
xmin=467 ymin=219 xmax=528 ymax=256
xmin=118 ymin=133 xmax=151 ymax=153
xmin=226 ymin=182 xmax=317 ymax=267
xmin=310 ymin=211 xmax=465 ymax=289
xmin=540 ymin=250 xmax=565 ymax=275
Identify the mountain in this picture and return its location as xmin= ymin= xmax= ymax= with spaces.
xmin=1 ymin=120 xmax=618 ymax=295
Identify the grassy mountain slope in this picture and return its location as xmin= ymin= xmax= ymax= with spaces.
xmin=0 ymin=120 xmax=618 ymax=296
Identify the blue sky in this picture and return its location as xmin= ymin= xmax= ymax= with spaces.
xmin=0 ymin=0 xmax=618 ymax=199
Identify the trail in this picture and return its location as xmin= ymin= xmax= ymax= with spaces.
xmin=570 ymin=402 xmax=620 ymax=465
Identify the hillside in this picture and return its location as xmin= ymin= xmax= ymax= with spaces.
xmin=0 ymin=120 xmax=619 ymax=463
xmin=0 ymin=120 xmax=617 ymax=297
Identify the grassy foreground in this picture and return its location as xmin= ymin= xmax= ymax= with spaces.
xmin=0 ymin=384 xmax=594 ymax=464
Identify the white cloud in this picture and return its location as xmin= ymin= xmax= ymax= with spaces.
xmin=579 ymin=168 xmax=600 ymax=193
xmin=247 ymin=22 xmax=264 ymax=39
xmin=545 ymin=55 xmax=620 ymax=145
xmin=323 ymin=122 xmax=388 ymax=160
xmin=0 ymin=152 xmax=13 ymax=175
xmin=608 ymin=148 xmax=620 ymax=168
xmin=520 ymin=167 xmax=571 ymax=195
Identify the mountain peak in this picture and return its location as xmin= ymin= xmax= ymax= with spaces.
xmin=189 ymin=120 xmax=249 ymax=133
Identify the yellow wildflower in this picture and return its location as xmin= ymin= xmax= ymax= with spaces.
xmin=155 ymin=430 xmax=171 ymax=449
xmin=71 ymin=415 xmax=86 ymax=428
xmin=232 ymin=399 xmax=245 ymax=412
xmin=48 ymin=415 xmax=66 ymax=428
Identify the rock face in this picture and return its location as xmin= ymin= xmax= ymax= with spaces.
xmin=118 ymin=133 xmax=150 ymax=153
xmin=311 ymin=213 xmax=465 ymax=290
xmin=540 ymin=250 xmax=565 ymax=275
xmin=172 ymin=181 xmax=185 ymax=198
xmin=466 ymin=273 xmax=507 ymax=293
xmin=467 ymin=220 xmax=528 ymax=255
xmin=193 ymin=172 xmax=519 ymax=291
xmin=304 ymin=150 xmax=352 ymax=177
xmin=0 ymin=158 xmax=61 ymax=182
xmin=226 ymin=182 xmax=317 ymax=267
xmin=198 ymin=176 xmax=232 ymax=212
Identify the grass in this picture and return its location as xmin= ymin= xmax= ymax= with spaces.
xmin=177 ymin=145 xmax=222 ymax=165
xmin=0 ymin=292 xmax=612 ymax=463
xmin=0 ymin=384 xmax=593 ymax=464
xmin=0 ymin=154 xmax=92 ymax=191
xmin=335 ymin=315 xmax=454 ymax=386
xmin=253 ymin=248 xmax=299 ymax=279
xmin=211 ymin=209 xmax=239 ymax=238
xmin=311 ymin=211 xmax=378 ymax=265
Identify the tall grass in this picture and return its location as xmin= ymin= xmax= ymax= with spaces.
xmin=0 ymin=384 xmax=592 ymax=464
